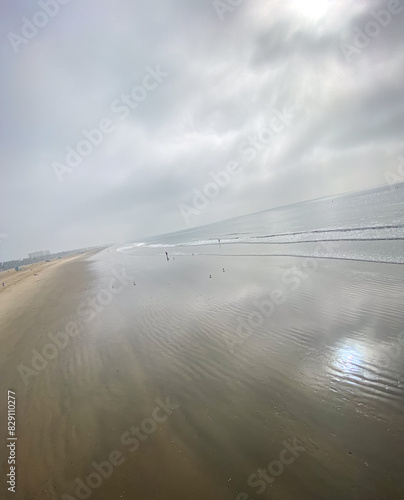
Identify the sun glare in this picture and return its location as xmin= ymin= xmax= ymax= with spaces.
xmin=294 ymin=0 xmax=332 ymax=21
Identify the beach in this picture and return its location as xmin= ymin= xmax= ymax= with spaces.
xmin=1 ymin=245 xmax=403 ymax=499
xmin=2 ymin=0 xmax=404 ymax=498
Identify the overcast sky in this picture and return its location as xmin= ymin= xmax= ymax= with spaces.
xmin=1 ymin=0 xmax=403 ymax=260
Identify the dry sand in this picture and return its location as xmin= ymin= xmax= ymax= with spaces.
xmin=0 ymin=255 xmax=91 ymax=319
xmin=1 ymin=248 xmax=403 ymax=499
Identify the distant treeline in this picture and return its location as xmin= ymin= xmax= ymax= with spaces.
xmin=0 ymin=247 xmax=101 ymax=271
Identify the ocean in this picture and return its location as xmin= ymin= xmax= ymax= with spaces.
xmin=118 ymin=183 xmax=404 ymax=264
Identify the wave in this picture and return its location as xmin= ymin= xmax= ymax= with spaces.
xmin=116 ymin=243 xmax=145 ymax=252
xmin=121 ymin=224 xmax=404 ymax=252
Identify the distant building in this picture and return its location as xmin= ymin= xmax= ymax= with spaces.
xmin=28 ymin=250 xmax=50 ymax=259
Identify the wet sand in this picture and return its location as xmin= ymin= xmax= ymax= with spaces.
xmin=1 ymin=247 xmax=403 ymax=499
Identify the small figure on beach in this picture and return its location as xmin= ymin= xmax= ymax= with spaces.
xmin=222 ymin=268 xmax=225 ymax=272
xmin=165 ymin=252 xmax=169 ymax=261
xmin=218 ymin=238 xmax=221 ymax=244
xmin=2 ymin=282 xmax=4 ymax=286
xmin=209 ymin=274 xmax=212 ymax=278
xmin=133 ymin=281 xmax=136 ymax=286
